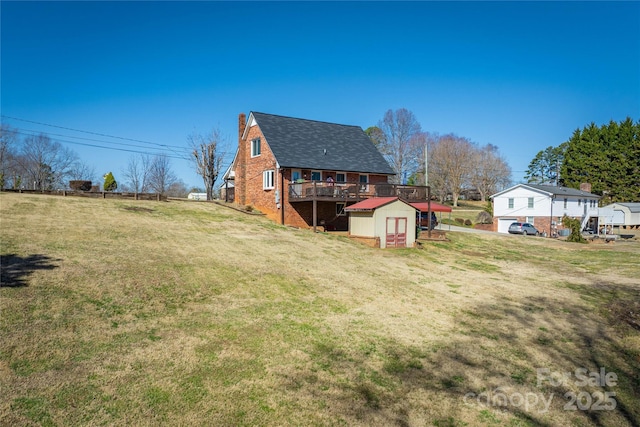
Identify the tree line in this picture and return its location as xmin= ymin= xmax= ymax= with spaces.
xmin=366 ymin=108 xmax=512 ymax=206
xmin=525 ymin=117 xmax=639 ymax=204
xmin=0 ymin=124 xmax=195 ymax=197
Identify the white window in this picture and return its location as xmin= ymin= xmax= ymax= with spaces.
xmin=578 ymin=199 xmax=581 ymax=206
xmin=335 ymin=172 xmax=346 ymax=183
xmin=336 ymin=202 xmax=346 ymax=216
xmin=526 ymin=216 xmax=534 ymax=224
xmin=564 ymin=198 xmax=568 ymax=209
xmin=528 ymin=197 xmax=534 ymax=208
xmin=311 ymin=171 xmax=322 ymax=181
xmin=263 ymin=170 xmax=274 ymax=190
xmin=251 ymin=138 xmax=261 ymax=157
xmin=508 ymin=198 xmax=514 ymax=209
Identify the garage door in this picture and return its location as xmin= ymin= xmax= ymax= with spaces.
xmin=498 ymin=218 xmax=517 ymax=234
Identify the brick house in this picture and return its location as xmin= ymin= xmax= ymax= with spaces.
xmin=491 ymin=183 xmax=601 ymax=236
xmin=226 ymin=112 xmax=428 ymax=230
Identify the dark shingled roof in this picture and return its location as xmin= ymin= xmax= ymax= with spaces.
xmin=251 ymin=112 xmax=394 ymax=175
xmin=525 ymin=184 xmax=600 ymax=198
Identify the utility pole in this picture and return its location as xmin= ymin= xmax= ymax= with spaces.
xmin=425 ymin=143 xmax=428 ymax=186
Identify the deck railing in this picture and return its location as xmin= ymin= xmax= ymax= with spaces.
xmin=288 ymin=181 xmax=428 ymax=202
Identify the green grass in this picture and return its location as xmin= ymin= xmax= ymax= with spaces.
xmin=1 ymin=192 xmax=639 ymax=426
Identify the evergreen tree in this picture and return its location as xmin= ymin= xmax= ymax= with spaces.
xmin=524 ymin=143 xmax=567 ymax=185
xmin=561 ymin=118 xmax=639 ymax=203
xmin=103 ymin=171 xmax=117 ymax=192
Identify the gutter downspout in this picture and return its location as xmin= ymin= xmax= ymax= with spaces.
xmin=550 ymin=196 xmax=554 ymax=237
xmin=280 ymin=168 xmax=285 ymax=225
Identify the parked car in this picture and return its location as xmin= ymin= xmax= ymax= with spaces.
xmin=508 ymin=222 xmax=540 ymax=236
xmin=418 ymin=212 xmax=438 ymax=230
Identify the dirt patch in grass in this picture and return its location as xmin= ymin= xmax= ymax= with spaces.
xmin=123 ymin=206 xmax=154 ymax=213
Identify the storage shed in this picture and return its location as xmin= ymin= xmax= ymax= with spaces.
xmin=345 ymin=197 xmax=417 ymax=248
xmin=600 ymin=203 xmax=640 ymax=228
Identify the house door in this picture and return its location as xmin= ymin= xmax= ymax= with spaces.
xmin=385 ymin=217 xmax=407 ymax=248
xmin=291 ymin=169 xmax=302 ymax=197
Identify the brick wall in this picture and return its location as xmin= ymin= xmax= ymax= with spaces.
xmin=239 ymin=124 xmax=279 ymax=215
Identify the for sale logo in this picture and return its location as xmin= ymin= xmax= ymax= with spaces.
xmin=537 ymin=368 xmax=617 ymax=411
xmin=463 ymin=367 xmax=618 ymax=414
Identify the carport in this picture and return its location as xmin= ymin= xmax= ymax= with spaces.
xmin=410 ymin=201 xmax=453 ymax=231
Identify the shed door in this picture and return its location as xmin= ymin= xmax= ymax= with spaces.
xmin=386 ymin=217 xmax=407 ymax=248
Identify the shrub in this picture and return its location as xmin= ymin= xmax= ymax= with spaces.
xmin=483 ymin=200 xmax=493 ymax=215
xmin=464 ymin=219 xmax=472 ymax=226
xmin=69 ymin=180 xmax=92 ymax=191
xmin=455 ymin=218 xmax=464 ymax=225
xmin=103 ymin=172 xmax=117 ymax=192
xmin=476 ymin=211 xmax=493 ymax=224
xmin=562 ymin=215 xmax=587 ymax=243
xmin=245 ymin=205 xmax=254 ymax=212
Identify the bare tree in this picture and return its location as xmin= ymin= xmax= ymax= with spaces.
xmin=15 ymin=133 xmax=76 ymax=190
xmin=68 ymin=160 xmax=97 ymax=183
xmin=429 ymin=134 xmax=476 ymax=207
xmin=122 ymin=154 xmax=152 ymax=193
xmin=377 ymin=108 xmax=424 ymax=184
xmin=165 ymin=180 xmax=189 ymax=198
xmin=148 ymin=154 xmax=177 ymax=195
xmin=0 ymin=124 xmax=19 ymax=189
xmin=470 ymin=144 xmax=512 ymax=202
xmin=188 ymin=128 xmax=226 ymax=201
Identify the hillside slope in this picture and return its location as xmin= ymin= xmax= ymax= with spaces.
xmin=1 ymin=193 xmax=639 ymax=426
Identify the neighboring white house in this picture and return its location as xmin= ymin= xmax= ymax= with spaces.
xmin=600 ymin=203 xmax=640 ymax=228
xmin=491 ymin=184 xmax=601 ymax=235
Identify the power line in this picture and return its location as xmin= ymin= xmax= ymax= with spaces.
xmin=16 ymin=128 xmax=191 ymax=155
xmin=1 ymin=114 xmax=187 ymax=150
xmin=11 ymin=129 xmax=191 ymax=161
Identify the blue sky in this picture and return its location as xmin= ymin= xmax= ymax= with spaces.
xmin=2 ymin=1 xmax=639 ymax=190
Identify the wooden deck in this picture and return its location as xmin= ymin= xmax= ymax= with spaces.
xmin=288 ymin=181 xmax=428 ymax=202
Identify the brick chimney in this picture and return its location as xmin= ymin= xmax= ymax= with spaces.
xmin=580 ymin=182 xmax=592 ymax=193
xmin=236 ymin=113 xmax=247 ymax=205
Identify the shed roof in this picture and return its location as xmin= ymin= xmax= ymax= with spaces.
xmin=603 ymin=202 xmax=640 ymax=213
xmin=250 ymin=112 xmax=395 ymax=175
xmin=345 ymin=197 xmax=415 ymax=212
xmin=410 ymin=202 xmax=452 ymax=213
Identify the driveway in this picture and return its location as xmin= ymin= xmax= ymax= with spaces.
xmin=434 ymin=224 xmax=500 ymax=235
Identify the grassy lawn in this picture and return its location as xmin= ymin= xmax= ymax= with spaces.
xmin=1 ymin=192 xmax=639 ymax=426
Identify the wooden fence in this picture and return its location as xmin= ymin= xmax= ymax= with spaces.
xmin=1 ymin=189 xmax=167 ymax=201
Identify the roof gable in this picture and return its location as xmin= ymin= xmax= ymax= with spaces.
xmin=249 ymin=112 xmax=394 ymax=175
xmin=345 ymin=197 xmax=415 ymax=212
